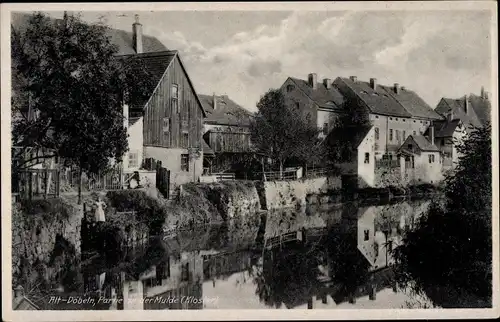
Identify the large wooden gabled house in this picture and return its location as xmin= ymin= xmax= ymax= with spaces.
xmin=11 ymin=13 xmax=207 ymax=198
xmin=117 ymin=16 xmax=207 ymax=191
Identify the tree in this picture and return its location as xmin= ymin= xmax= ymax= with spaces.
xmin=393 ymin=124 xmax=492 ymax=308
xmin=11 ymin=12 xmax=154 ymax=201
xmin=250 ymin=89 xmax=322 ymax=179
xmin=322 ymin=97 xmax=371 ymax=165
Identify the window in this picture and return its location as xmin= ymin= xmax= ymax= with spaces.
xmin=181 ymin=263 xmax=190 ymax=282
xmin=163 ymin=117 xmax=170 ymax=133
xmin=403 ymin=119 xmax=406 ymax=122
xmin=323 ymin=123 xmax=328 ymax=135
xmin=295 ymin=102 xmax=300 ymax=109
xmin=172 ymin=84 xmax=178 ymax=99
xmin=389 ymin=129 xmax=393 ymax=141
xmin=395 ymin=130 xmax=400 ymax=142
xmin=441 ymin=139 xmax=445 ymax=146
xmin=390 ymin=117 xmax=393 ymax=120
xmin=375 ymin=115 xmax=379 ymax=118
xmin=182 ymin=132 xmax=189 ymax=147
xmin=413 ymin=120 xmax=416 ymax=123
xmin=403 ymin=130 xmax=406 ymax=140
xmin=413 ymin=130 xmax=416 ymax=135
xmin=375 ymin=127 xmax=379 ymax=140
xmin=128 ymin=151 xmax=139 ymax=168
xmin=181 ymin=154 xmax=189 ymax=171
xmin=286 ymin=84 xmax=295 ymax=92
xmin=395 ymin=118 xmax=399 ymax=121
xmin=172 ymin=84 xmax=179 ymax=114
xmin=364 ymin=152 xmax=370 ymax=164
xmin=364 ymin=230 xmax=370 ymax=241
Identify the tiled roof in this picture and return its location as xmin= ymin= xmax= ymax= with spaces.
xmin=199 ymin=94 xmax=253 ymax=126
xmin=202 ymin=140 xmax=215 ymax=155
xmin=435 ymin=97 xmax=483 ymax=129
xmin=379 ymin=85 xmax=443 ymax=120
xmin=10 ymin=12 xmax=168 ymax=55
xmin=324 ymin=124 xmax=373 ymax=150
xmin=288 ymin=77 xmax=345 ymax=110
xmin=117 ymin=51 xmax=177 ymax=110
xmin=425 ymin=119 xmax=461 ymax=138
xmin=410 ymin=135 xmax=440 ymax=152
xmin=469 ymin=94 xmax=491 ymax=126
xmin=335 ymin=78 xmax=412 ymax=117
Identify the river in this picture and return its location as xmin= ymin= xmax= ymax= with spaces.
xmin=30 ymin=198 xmax=435 ymax=310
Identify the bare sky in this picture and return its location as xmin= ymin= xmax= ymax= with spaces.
xmin=46 ymin=10 xmax=493 ymax=112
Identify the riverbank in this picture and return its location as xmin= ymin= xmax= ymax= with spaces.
xmin=11 ymin=177 xmax=440 ymax=296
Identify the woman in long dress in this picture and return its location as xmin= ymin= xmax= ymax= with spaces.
xmin=95 ymin=195 xmax=107 ymax=222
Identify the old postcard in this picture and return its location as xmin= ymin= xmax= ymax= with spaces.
xmin=1 ymin=1 xmax=499 ymax=321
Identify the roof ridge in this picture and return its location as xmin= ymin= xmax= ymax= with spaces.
xmin=117 ymin=50 xmax=178 ymax=58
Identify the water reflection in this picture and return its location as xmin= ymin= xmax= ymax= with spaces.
xmin=27 ymin=198 xmax=431 ymax=310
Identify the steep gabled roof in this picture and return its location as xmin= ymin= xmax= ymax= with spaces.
xmin=435 ymin=97 xmax=483 ymax=129
xmin=119 ymin=51 xmax=206 ymax=117
xmin=425 ymin=119 xmax=461 ymax=138
xmin=199 ymin=94 xmax=253 ymax=127
xmin=117 ymin=51 xmax=177 ymax=110
xmin=335 ymin=77 xmax=411 ymax=118
xmin=287 ymin=77 xmax=345 ymax=110
xmin=468 ymin=94 xmax=491 ymax=126
xmin=379 ymin=85 xmax=443 ymax=120
xmin=401 ymin=135 xmax=440 ymax=152
xmin=10 ymin=12 xmax=168 ymax=55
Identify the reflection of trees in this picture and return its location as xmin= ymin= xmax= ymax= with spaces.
xmin=253 ymin=244 xmax=325 ymax=309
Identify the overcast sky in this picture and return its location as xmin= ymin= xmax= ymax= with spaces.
xmin=46 ymin=10 xmax=493 ymax=112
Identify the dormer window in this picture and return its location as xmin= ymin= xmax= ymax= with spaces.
xmin=286 ymin=85 xmax=295 ymax=93
xmin=360 ymin=91 xmax=368 ymax=95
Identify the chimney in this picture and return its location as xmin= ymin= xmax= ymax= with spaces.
xmin=485 ymin=91 xmax=490 ymax=100
xmin=308 ymin=73 xmax=318 ymax=90
xmin=464 ymin=95 xmax=468 ymax=114
xmin=132 ymin=14 xmax=143 ymax=54
xmin=370 ymin=78 xmax=377 ymax=90
xmin=323 ymin=78 xmax=332 ymax=89
xmin=448 ymin=110 xmax=454 ymax=121
xmin=429 ymin=126 xmax=435 ymax=146
xmin=350 ymin=76 xmax=357 ymax=82
xmin=481 ymin=86 xmax=485 ymax=99
xmin=212 ymin=93 xmax=217 ymax=110
xmin=394 ymin=83 xmax=400 ymax=94
xmin=401 ymin=86 xmax=406 ymax=91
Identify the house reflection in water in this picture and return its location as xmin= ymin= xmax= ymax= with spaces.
xmin=86 ymin=248 xmax=205 ymax=310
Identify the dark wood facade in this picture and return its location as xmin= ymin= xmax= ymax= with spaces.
xmin=204 ymin=128 xmax=252 ymax=153
xmin=143 ymin=55 xmax=204 ymax=149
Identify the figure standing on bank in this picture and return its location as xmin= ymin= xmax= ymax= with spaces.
xmin=94 ymin=194 xmax=107 ymax=222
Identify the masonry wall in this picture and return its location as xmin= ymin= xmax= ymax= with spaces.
xmin=261 ymin=176 xmax=342 ymax=210
xmin=144 ymin=146 xmax=203 ymax=188
xmin=369 ymin=114 xmax=431 ymax=158
xmin=12 ymin=199 xmax=84 ymax=288
xmin=281 ymin=78 xmax=319 ymax=124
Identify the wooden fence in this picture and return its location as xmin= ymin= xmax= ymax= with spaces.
xmin=375 ymin=159 xmax=400 ymax=168
xmin=211 ymin=172 xmax=236 ymax=181
xmin=257 ymin=170 xmax=298 ymax=181
xmin=12 ymin=168 xmax=61 ymax=201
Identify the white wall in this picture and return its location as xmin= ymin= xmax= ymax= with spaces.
xmin=357 ymin=127 xmax=376 ymax=187
xmin=317 ymin=110 xmax=337 ymax=138
xmin=124 ymin=116 xmax=144 ymax=171
xmin=144 ymin=146 xmax=203 ymax=188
